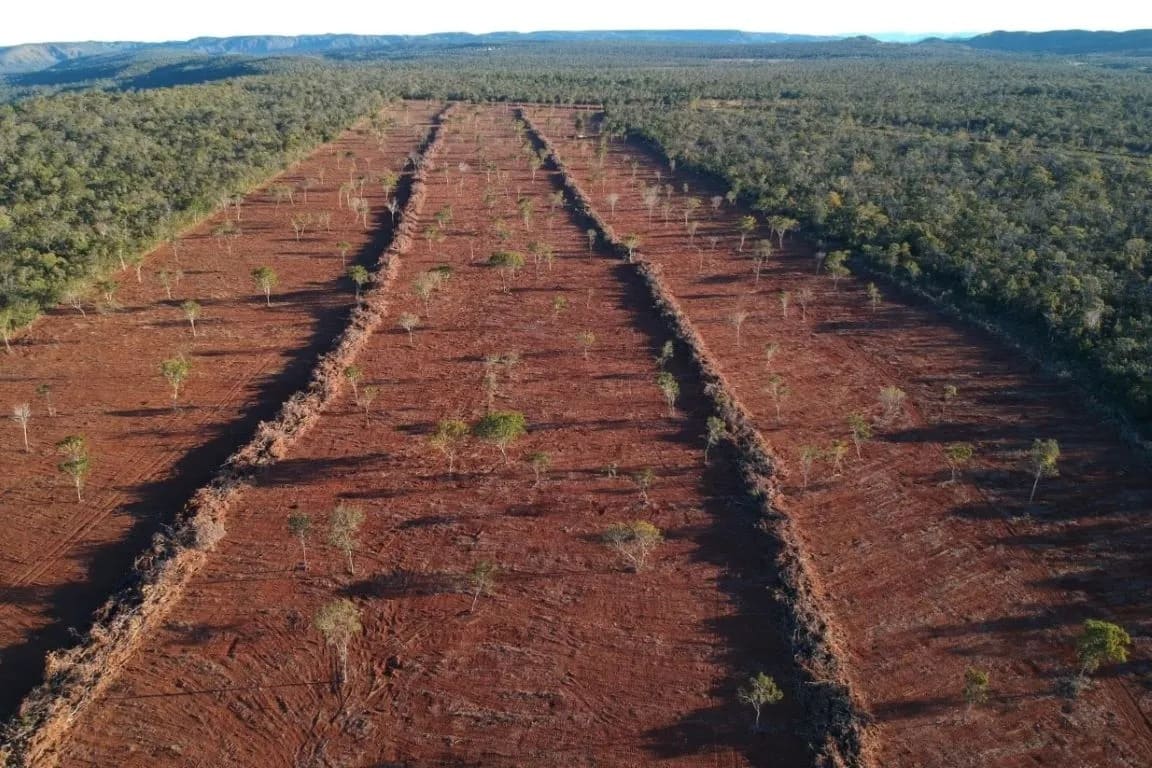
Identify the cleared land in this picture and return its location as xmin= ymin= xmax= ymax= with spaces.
xmin=0 ymin=101 xmax=440 ymax=718
xmin=526 ymin=106 xmax=1152 ymax=767
xmin=52 ymin=105 xmax=817 ymax=766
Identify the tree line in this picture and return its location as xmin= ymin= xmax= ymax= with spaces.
xmin=0 ymin=68 xmax=394 ymax=331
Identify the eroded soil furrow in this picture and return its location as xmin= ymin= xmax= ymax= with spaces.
xmin=0 ymin=103 xmax=439 ymax=720
xmin=54 ymin=105 xmax=816 ymax=767
xmin=526 ymin=106 xmax=1152 ymax=768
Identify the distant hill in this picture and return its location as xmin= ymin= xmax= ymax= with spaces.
xmin=0 ymin=30 xmax=839 ymax=74
xmin=943 ymin=29 xmax=1152 ymax=56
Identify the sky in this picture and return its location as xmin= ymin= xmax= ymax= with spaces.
xmin=0 ymin=0 xmax=1147 ymax=46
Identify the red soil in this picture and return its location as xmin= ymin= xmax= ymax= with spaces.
xmin=0 ymin=102 xmax=441 ymax=719
xmin=526 ymin=107 xmax=1152 ymax=767
xmin=56 ymin=105 xmax=815 ymax=767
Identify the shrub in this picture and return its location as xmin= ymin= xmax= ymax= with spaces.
xmin=315 ymin=599 xmax=361 ymax=687
xmin=602 ymin=520 xmax=663 ymax=571
xmin=1077 ymin=619 xmax=1130 ymax=678
xmin=57 ymin=435 xmax=90 ymax=502
xmin=737 ymin=673 xmax=783 ymax=730
xmin=429 ymin=418 xmax=469 ymax=474
xmin=472 ymin=411 xmax=527 ymax=462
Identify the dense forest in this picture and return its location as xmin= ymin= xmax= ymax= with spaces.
xmin=1 ymin=44 xmax=1150 ymax=427
xmin=0 ymin=64 xmax=391 ymax=329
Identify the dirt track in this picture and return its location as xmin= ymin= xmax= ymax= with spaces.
xmin=0 ymin=102 xmax=440 ymax=719
xmin=526 ymin=106 xmax=1152 ymax=767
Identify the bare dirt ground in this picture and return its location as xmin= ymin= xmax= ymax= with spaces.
xmin=0 ymin=102 xmax=440 ymax=719
xmin=526 ymin=106 xmax=1152 ymax=767
xmin=56 ymin=105 xmax=815 ymax=767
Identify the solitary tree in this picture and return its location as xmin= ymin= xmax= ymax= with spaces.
xmin=729 ymin=310 xmax=750 ymax=348
xmin=472 ymin=410 xmax=527 ymax=462
xmin=656 ymin=371 xmax=679 ymax=417
xmin=314 ymin=599 xmax=361 ymax=688
xmin=878 ymin=385 xmax=907 ymax=425
xmin=799 ymin=445 xmax=820 ymax=489
xmin=1076 ymin=619 xmax=1131 ymax=678
xmin=12 ymin=403 xmax=31 ymax=452
xmin=527 ymin=451 xmax=551 ymax=487
xmin=160 ymin=354 xmax=192 ymax=405
xmin=828 ymin=440 xmax=850 ymax=477
xmin=552 ymin=295 xmax=569 ymax=320
xmin=941 ymin=384 xmax=959 ymax=419
xmin=1028 ymin=438 xmax=1060 ymax=502
xmin=586 ymin=228 xmax=597 ymax=255
xmin=797 ymin=286 xmax=814 ymax=321
xmin=737 ymin=215 xmax=757 ymax=252
xmin=656 ymin=340 xmax=674 ymax=370
xmin=765 ymin=375 xmax=789 ymax=423
xmin=517 ymin=196 xmax=535 ymax=231
xmin=181 ymin=300 xmax=201 ymax=337
xmin=398 ymin=312 xmax=421 ymax=346
xmin=467 ymin=560 xmax=498 ymax=612
xmin=578 ymin=331 xmax=596 ymax=361
xmin=767 ymin=215 xmax=799 ymax=248
xmin=704 ymin=416 xmax=727 ymax=464
xmin=847 ymin=412 xmax=872 ymax=458
xmin=348 ymin=265 xmax=370 ymax=300
xmin=763 ymin=342 xmax=779 ymax=372
xmin=633 ymin=468 xmax=655 ymax=505
xmin=343 ymin=365 xmax=363 ymax=401
xmin=962 ymin=667 xmax=990 ymax=709
xmin=622 ymin=233 xmax=641 ymax=262
xmin=602 ymin=521 xmax=663 ymax=572
xmin=429 ymin=417 xmax=469 ymax=474
xmin=866 ymin=282 xmax=882 ymax=311
xmin=528 ymin=241 xmax=555 ymax=276
xmin=778 ymin=290 xmax=790 ymax=318
xmin=826 ymin=251 xmax=851 ymax=289
xmin=488 ymin=251 xmax=525 ymax=292
xmin=606 ymin=192 xmax=621 ymax=218
xmin=290 ymin=214 xmax=311 ymax=241
xmin=357 ymin=385 xmax=378 ymax=426
xmin=337 ymin=241 xmax=353 ymax=266
xmin=251 ymin=266 xmax=278 ymax=306
xmin=751 ymin=240 xmax=772 ymax=284
xmin=288 ymin=511 xmax=312 ymax=571
xmin=944 ymin=443 xmax=975 ymax=484
xmin=737 ymin=673 xmax=783 ymax=730
xmin=57 ymin=435 xmax=90 ymax=502
xmin=157 ymin=269 xmax=178 ymax=301
xmin=329 ymin=503 xmax=365 ymax=575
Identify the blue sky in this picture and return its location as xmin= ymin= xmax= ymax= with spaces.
xmin=0 ymin=0 xmax=1146 ymax=46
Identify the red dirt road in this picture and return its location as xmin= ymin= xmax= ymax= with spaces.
xmin=56 ymin=106 xmax=814 ymax=767
xmin=527 ymin=106 xmax=1152 ymax=767
xmin=0 ymin=102 xmax=440 ymax=719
